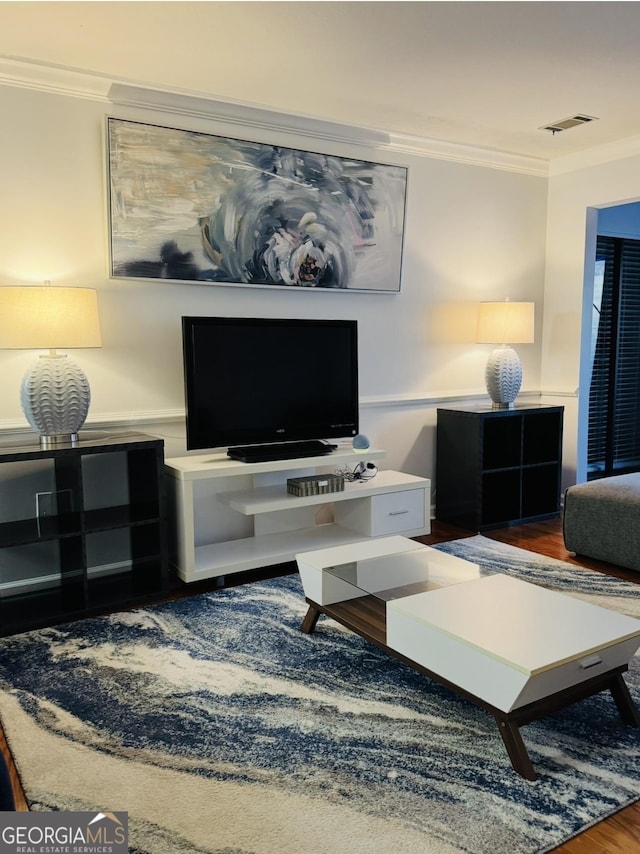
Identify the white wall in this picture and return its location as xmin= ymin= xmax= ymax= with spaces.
xmin=544 ymin=156 xmax=640 ymax=486
xmin=0 ymin=80 xmax=548 ymax=491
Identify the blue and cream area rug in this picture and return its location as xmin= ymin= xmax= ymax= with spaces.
xmin=0 ymin=536 xmax=639 ymax=854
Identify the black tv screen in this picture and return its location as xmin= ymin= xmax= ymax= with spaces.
xmin=182 ymin=316 xmax=359 ymax=452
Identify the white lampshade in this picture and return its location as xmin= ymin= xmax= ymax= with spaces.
xmin=0 ymin=286 xmax=101 ymax=349
xmin=476 ymin=301 xmax=534 ymax=345
xmin=0 ymin=286 xmax=102 ymax=446
xmin=476 ymin=301 xmax=535 ymax=409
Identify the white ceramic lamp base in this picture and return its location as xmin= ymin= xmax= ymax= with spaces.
xmin=20 ymin=353 xmax=91 ymax=447
xmin=485 ymin=346 xmax=522 ymax=409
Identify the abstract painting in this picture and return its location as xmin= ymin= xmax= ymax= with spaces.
xmin=107 ymin=118 xmax=407 ymax=291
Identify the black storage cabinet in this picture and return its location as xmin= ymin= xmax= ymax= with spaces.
xmin=0 ymin=432 xmax=169 ymax=636
xmin=436 ymin=405 xmax=564 ymax=531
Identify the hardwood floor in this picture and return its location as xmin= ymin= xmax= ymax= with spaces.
xmin=2 ymin=517 xmax=639 ymax=852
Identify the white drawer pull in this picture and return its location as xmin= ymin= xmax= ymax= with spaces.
xmin=579 ymin=654 xmax=602 ymax=669
xmin=388 ymin=509 xmax=409 ymax=516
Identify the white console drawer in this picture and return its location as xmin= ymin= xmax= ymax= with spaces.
xmin=370 ymin=490 xmax=426 ymax=535
xmin=335 ymin=487 xmax=428 ymax=537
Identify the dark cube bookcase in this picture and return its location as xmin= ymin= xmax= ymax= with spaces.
xmin=0 ymin=432 xmax=169 ymax=636
xmin=436 ymin=405 xmax=564 ymax=531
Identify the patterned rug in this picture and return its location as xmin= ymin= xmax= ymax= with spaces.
xmin=0 ymin=535 xmax=638 ymax=854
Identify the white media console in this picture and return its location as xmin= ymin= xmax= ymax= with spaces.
xmin=164 ymin=446 xmax=431 ymax=583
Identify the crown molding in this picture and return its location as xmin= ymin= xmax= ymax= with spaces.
xmin=9 ymin=54 xmax=638 ymax=178
xmin=107 ymin=83 xmax=549 ymax=176
xmin=0 ymin=55 xmax=112 ymax=100
xmin=548 ymin=134 xmax=640 ymax=176
xmin=0 ymin=54 xmax=549 ymax=176
xmin=385 ymin=133 xmax=549 ymax=177
xmin=107 ymin=82 xmax=391 ymax=147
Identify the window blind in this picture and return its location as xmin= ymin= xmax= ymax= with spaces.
xmin=588 ymin=236 xmax=640 ymax=478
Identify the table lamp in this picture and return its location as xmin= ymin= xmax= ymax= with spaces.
xmin=476 ymin=300 xmax=534 ymax=409
xmin=0 ymin=285 xmax=102 ymax=446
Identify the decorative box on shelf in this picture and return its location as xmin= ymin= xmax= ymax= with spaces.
xmin=287 ymin=474 xmax=345 ymax=497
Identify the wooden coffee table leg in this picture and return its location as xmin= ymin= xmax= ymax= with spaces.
xmin=609 ymin=673 xmax=640 ymax=726
xmin=495 ymin=718 xmax=537 ymax=781
xmin=301 ymin=603 xmax=321 ymax=634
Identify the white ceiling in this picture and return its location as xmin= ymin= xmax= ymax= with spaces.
xmin=2 ymin=1 xmax=640 ymax=163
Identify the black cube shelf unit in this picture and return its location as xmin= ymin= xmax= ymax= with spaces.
xmin=436 ymin=405 xmax=564 ymax=531
xmin=0 ymin=432 xmax=169 ymax=636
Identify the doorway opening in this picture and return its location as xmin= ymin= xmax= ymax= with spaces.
xmin=586 ymin=204 xmax=640 ymax=479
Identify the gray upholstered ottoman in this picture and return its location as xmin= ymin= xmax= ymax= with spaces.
xmin=563 ymin=473 xmax=640 ymax=572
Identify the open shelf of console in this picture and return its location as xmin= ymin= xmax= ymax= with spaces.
xmin=219 ymin=470 xmax=427 ymax=515
xmin=164 ymin=447 xmax=431 ymax=583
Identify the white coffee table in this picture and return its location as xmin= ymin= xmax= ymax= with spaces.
xmin=296 ymin=536 xmax=640 ymax=780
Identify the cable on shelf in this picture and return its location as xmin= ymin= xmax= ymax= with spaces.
xmin=335 ymin=462 xmax=378 ymax=482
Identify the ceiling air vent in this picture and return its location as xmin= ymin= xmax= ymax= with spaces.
xmin=540 ymin=114 xmax=598 ymax=134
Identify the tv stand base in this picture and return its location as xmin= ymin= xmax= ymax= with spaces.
xmin=164 ymin=447 xmax=431 ymax=583
xmin=227 ymin=440 xmax=335 ymax=463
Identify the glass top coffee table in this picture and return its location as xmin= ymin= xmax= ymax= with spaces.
xmin=296 ymin=536 xmax=640 ymax=781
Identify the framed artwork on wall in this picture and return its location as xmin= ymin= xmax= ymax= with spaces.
xmin=107 ymin=118 xmax=407 ymax=292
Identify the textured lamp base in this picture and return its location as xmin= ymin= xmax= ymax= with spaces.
xmin=20 ymin=354 xmax=91 ymax=447
xmin=485 ymin=346 xmax=522 ymax=409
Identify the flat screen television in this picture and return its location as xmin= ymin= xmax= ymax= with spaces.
xmin=182 ymin=316 xmax=359 ymax=461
